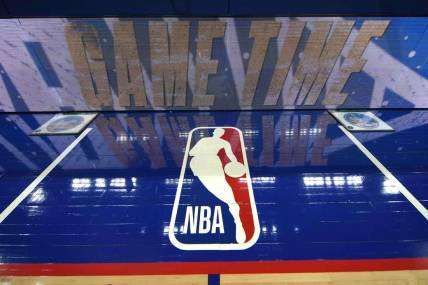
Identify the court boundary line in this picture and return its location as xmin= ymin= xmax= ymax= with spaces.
xmin=1 ymin=258 xmax=428 ymax=276
xmin=0 ymin=128 xmax=92 ymax=224
xmin=339 ymin=125 xmax=428 ymax=220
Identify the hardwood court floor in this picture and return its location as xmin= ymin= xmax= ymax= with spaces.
xmin=1 ymin=111 xmax=428 ymax=284
xmin=1 ymin=271 xmax=428 ymax=285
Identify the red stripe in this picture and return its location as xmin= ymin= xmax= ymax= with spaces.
xmin=1 ymin=258 xmax=428 ymax=276
xmin=218 ymin=128 xmax=255 ymax=241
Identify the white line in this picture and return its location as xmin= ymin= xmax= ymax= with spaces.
xmin=339 ymin=125 xmax=428 ymax=220
xmin=0 ymin=128 xmax=92 ymax=224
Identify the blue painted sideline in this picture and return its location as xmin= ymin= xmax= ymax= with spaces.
xmin=208 ymin=274 xmax=220 ymax=285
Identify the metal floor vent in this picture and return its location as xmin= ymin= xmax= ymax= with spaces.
xmin=32 ymin=113 xmax=98 ymax=135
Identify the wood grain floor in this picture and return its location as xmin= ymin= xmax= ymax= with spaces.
xmin=222 ymin=270 xmax=428 ymax=285
xmin=0 ymin=275 xmax=208 ymax=285
xmin=1 ymin=270 xmax=427 ymax=285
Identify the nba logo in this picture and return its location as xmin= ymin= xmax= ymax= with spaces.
xmin=169 ymin=127 xmax=260 ymax=250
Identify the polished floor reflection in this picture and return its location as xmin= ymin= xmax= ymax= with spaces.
xmin=0 ymin=110 xmax=427 ymax=276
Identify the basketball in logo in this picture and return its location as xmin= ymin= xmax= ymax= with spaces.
xmin=169 ymin=127 xmax=260 ymax=250
xmin=343 ymin=112 xmax=380 ymax=129
xmin=45 ymin=115 xmax=85 ymax=132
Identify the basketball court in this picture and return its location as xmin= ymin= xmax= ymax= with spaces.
xmin=0 ymin=2 xmax=427 ymax=283
xmin=0 ymin=110 xmax=426 ymax=284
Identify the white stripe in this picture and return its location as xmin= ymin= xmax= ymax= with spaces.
xmin=339 ymin=125 xmax=428 ymax=220
xmin=0 ymin=128 xmax=92 ymax=223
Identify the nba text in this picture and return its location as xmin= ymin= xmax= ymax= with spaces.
xmin=183 ymin=206 xmax=224 ymax=234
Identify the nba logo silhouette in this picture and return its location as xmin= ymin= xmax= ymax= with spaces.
xmin=169 ymin=127 xmax=260 ymax=250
